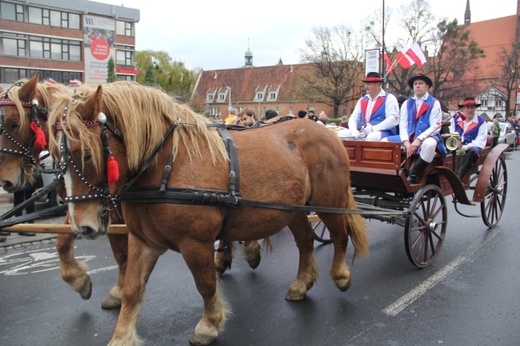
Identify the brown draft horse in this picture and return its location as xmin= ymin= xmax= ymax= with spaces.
xmin=47 ymin=81 xmax=369 ymax=346
xmin=0 ymin=74 xmax=126 ymax=309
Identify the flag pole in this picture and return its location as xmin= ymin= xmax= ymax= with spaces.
xmin=381 ymin=0 xmax=385 ymax=77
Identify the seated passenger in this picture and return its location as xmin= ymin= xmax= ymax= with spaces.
xmin=449 ymin=97 xmax=488 ymax=179
xmin=348 ymin=72 xmax=399 ymax=141
xmin=385 ymin=74 xmax=447 ymax=184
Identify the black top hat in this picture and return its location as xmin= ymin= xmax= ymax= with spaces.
xmin=407 ymin=74 xmax=432 ymax=89
xmin=458 ymin=97 xmax=481 ymax=108
xmin=362 ymin=72 xmax=383 ymax=83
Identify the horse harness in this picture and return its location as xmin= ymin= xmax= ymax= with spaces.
xmin=56 ymin=112 xmax=399 ymax=243
xmin=0 ymin=82 xmax=48 ymax=168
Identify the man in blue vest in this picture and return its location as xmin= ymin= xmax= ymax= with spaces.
xmin=449 ymin=97 xmax=488 ymax=179
xmin=348 ymin=72 xmax=399 ymax=141
xmin=385 ymin=74 xmax=446 ymax=184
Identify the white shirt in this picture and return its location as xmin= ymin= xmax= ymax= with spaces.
xmin=348 ymin=89 xmax=399 ymax=132
xmin=399 ymin=92 xmax=442 ymax=142
xmin=448 ymin=114 xmax=488 ymax=150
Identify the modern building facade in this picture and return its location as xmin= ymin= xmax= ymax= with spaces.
xmin=0 ymin=0 xmax=139 ymax=89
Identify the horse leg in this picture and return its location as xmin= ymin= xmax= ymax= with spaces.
xmin=285 ymin=216 xmax=318 ymax=301
xmin=182 ymin=242 xmax=230 ymax=346
xmin=56 ymin=233 xmax=92 ymax=300
xmin=242 ymin=240 xmax=261 ymax=269
xmin=321 ymin=215 xmax=352 ymax=292
xmin=101 ymin=233 xmax=128 ymax=309
xmin=214 ymin=240 xmax=234 ymax=276
xmin=108 ymin=235 xmax=164 ymax=346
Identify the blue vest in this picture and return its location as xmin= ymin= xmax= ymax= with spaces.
xmin=454 ymin=114 xmax=486 ymax=155
xmin=359 ymin=92 xmax=397 ymax=137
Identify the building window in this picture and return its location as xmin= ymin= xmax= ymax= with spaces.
xmin=28 ymin=6 xmax=42 ymax=24
xmin=116 ymin=48 xmax=133 ymax=66
xmin=268 ymin=92 xmax=277 ymax=101
xmin=116 ymin=20 xmax=134 ymax=36
xmin=218 ymin=93 xmax=226 ymax=102
xmin=0 ymin=67 xmax=81 ymax=84
xmin=117 ymin=75 xmax=135 ymax=81
xmin=0 ymin=2 xmax=17 ymax=21
xmin=254 ymin=92 xmax=264 ymax=102
xmin=207 ymin=94 xmax=214 ymax=102
xmin=0 ymin=33 xmax=26 ymax=57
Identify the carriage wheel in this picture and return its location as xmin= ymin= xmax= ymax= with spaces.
xmin=313 ymin=221 xmax=332 ymax=244
xmin=480 ymin=156 xmax=508 ymax=228
xmin=404 ymin=185 xmax=447 ymax=268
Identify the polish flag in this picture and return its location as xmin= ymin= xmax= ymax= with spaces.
xmin=397 ymin=45 xmax=416 ymax=69
xmin=69 ymin=79 xmax=82 ymax=86
xmin=406 ymin=42 xmax=427 ymax=67
xmin=46 ymin=77 xmax=57 ymax=84
xmin=383 ymin=54 xmax=393 ymax=75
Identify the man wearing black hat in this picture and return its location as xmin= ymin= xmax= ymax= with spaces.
xmin=348 ymin=72 xmax=399 ymax=141
xmin=385 ymin=74 xmax=447 ymax=184
xmin=449 ymin=97 xmax=488 ymax=179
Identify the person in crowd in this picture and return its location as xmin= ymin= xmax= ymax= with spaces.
xmin=264 ymin=109 xmax=280 ymax=123
xmin=318 ymin=111 xmax=329 ymax=125
xmin=489 ymin=118 xmax=500 ymax=147
xmin=385 ymin=74 xmax=447 ymax=184
xmin=348 ymin=72 xmax=399 ymax=141
xmin=449 ymin=97 xmax=488 ymax=179
xmin=237 ymin=108 xmax=261 ymax=127
xmin=224 ymin=108 xmax=238 ymax=124
xmin=339 ymin=115 xmax=349 ymax=128
xmin=297 ymin=110 xmax=308 ymax=119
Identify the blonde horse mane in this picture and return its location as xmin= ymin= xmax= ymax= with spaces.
xmin=2 ymin=78 xmax=70 ymax=129
xmin=48 ymin=81 xmax=228 ymax=173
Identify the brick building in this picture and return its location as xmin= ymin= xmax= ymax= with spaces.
xmin=0 ymin=0 xmax=139 ymax=89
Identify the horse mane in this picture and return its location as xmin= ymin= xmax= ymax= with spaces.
xmin=48 ymin=81 xmax=228 ymax=173
xmin=3 ymin=79 xmax=70 ymax=129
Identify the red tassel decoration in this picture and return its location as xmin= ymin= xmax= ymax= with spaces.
xmin=457 ymin=112 xmax=467 ymax=121
xmin=30 ymin=121 xmax=47 ymax=149
xmin=107 ymin=155 xmax=120 ymax=184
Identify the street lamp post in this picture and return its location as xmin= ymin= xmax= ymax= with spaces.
xmin=226 ymin=86 xmax=232 ymax=111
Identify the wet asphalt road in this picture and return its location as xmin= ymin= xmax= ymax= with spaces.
xmin=1 ymin=150 xmax=519 ymax=346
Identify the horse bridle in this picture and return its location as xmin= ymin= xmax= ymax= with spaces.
xmin=0 ymin=81 xmax=48 ymax=171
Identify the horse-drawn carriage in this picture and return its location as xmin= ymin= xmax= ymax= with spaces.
xmin=0 ymin=75 xmax=509 ymax=345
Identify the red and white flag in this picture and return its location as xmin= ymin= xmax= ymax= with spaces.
xmin=383 ymin=54 xmax=394 ymax=75
xmin=396 ymin=42 xmax=427 ymax=69
xmin=46 ymin=77 xmax=57 ymax=84
xmin=69 ymin=79 xmax=82 ymax=86
xmin=406 ymin=42 xmax=427 ymax=67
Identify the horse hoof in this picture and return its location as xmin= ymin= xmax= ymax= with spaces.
xmin=79 ymin=279 xmax=93 ymax=300
xmin=189 ymin=333 xmax=216 ymax=346
xmin=334 ymin=277 xmax=352 ymax=292
xmin=247 ymin=255 xmax=261 ymax=269
xmin=101 ymin=294 xmax=122 ymax=309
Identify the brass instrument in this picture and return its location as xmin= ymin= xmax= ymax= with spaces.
xmin=445 ymin=132 xmax=461 ymax=151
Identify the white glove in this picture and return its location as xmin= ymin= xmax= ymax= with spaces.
xmin=362 ymin=124 xmax=373 ymax=136
xmin=350 ymin=130 xmax=361 ymax=139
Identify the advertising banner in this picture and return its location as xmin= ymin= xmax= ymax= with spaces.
xmin=84 ymin=15 xmax=115 ymax=85
xmin=365 ymin=49 xmax=380 ymax=77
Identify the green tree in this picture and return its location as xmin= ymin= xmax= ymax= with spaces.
xmin=107 ymin=57 xmax=116 ymax=83
xmin=143 ymin=64 xmax=157 ymax=86
xmin=135 ymin=50 xmax=195 ymax=102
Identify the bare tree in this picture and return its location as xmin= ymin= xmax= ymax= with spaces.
xmin=495 ymin=43 xmax=520 ymax=118
xmin=298 ymin=25 xmax=366 ymax=117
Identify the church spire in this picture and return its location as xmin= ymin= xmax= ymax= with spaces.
xmin=244 ymin=38 xmax=253 ymax=67
xmin=464 ymin=0 xmax=471 ymax=26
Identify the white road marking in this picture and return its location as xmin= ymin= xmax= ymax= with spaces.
xmin=383 ymin=230 xmax=499 ymax=316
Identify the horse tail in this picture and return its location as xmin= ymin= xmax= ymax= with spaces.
xmin=345 ymin=189 xmax=369 ymax=261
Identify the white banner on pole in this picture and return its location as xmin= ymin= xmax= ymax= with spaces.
xmin=365 ymin=49 xmax=380 ymax=77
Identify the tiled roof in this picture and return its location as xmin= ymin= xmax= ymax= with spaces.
xmin=467 ymin=15 xmax=517 ymax=78
xmin=190 ymin=64 xmax=314 ymax=110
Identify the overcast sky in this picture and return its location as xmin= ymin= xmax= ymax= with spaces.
xmin=101 ymin=0 xmax=517 ymax=71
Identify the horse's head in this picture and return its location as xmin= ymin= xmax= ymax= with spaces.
xmin=0 ymin=73 xmax=59 ymax=192
xmin=48 ymin=84 xmax=127 ymax=239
